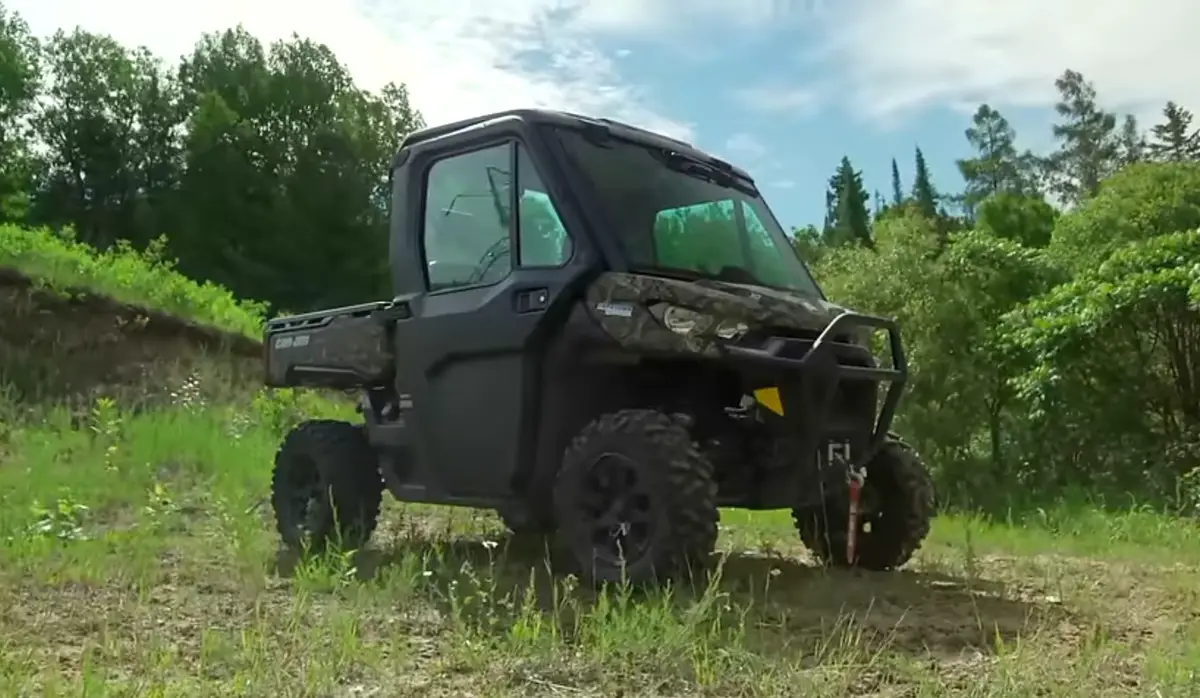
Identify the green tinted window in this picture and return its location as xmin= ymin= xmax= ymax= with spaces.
xmin=652 ymin=199 xmax=796 ymax=288
xmin=517 ymin=149 xmax=572 ymax=267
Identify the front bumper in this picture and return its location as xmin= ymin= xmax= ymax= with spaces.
xmin=719 ymin=311 xmax=908 ymax=467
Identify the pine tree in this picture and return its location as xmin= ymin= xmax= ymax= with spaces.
xmin=1116 ymin=114 xmax=1145 ymax=167
xmin=955 ymin=104 xmax=1034 ymax=212
xmin=890 ymin=158 xmax=903 ymax=205
xmin=911 ymin=146 xmax=938 ymax=219
xmin=1148 ymin=101 xmax=1200 ymax=161
xmin=823 ymin=156 xmax=871 ymax=247
xmin=1045 ymin=69 xmax=1120 ymax=203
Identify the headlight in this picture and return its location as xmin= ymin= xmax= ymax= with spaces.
xmin=658 ymin=305 xmax=748 ymax=341
xmin=714 ymin=319 xmax=750 ymax=339
xmin=662 ymin=306 xmax=713 ymax=335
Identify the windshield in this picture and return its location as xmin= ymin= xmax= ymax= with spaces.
xmin=552 ymin=127 xmax=822 ymax=297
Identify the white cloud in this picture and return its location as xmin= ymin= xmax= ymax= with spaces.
xmin=7 ymin=0 xmax=697 ymax=139
xmin=733 ymin=85 xmax=823 ymax=114
xmin=722 ymin=132 xmax=767 ymax=160
xmin=819 ymin=0 xmax=1200 ymax=122
xmin=563 ymin=0 xmax=808 ymax=35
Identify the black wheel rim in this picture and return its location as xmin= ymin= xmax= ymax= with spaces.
xmin=859 ymin=479 xmax=887 ymax=534
xmin=284 ymin=458 xmax=328 ymax=543
xmin=832 ymin=485 xmax=884 ymax=534
xmin=581 ymin=453 xmax=655 ymax=567
xmin=818 ymin=481 xmax=887 ymax=560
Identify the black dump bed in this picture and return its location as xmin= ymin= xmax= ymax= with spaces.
xmin=263 ymin=301 xmax=398 ymax=390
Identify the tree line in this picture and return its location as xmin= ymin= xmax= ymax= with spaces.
xmin=0 ymin=4 xmax=423 ymax=312
xmin=807 ymin=74 xmax=1200 ymax=254
xmin=2 ymin=2 xmax=1198 ymax=512
xmin=803 ymin=73 xmax=1200 ymax=513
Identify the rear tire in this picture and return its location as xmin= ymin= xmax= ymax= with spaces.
xmin=793 ymin=437 xmax=935 ymax=570
xmin=553 ymin=408 xmax=719 ymax=585
xmin=271 ymin=419 xmax=383 ymax=553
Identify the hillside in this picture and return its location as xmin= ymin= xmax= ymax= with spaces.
xmin=0 ymin=225 xmax=1198 ymax=696
xmin=0 ymin=225 xmax=264 ymax=406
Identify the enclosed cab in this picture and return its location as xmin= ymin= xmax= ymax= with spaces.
xmin=262 ymin=109 xmax=935 ymax=585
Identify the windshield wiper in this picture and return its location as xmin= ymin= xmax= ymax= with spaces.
xmin=659 ymin=152 xmax=757 ymax=196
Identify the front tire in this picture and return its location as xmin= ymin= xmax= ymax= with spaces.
xmin=271 ymin=419 xmax=383 ymax=553
xmin=553 ymin=409 xmax=719 ymax=585
xmin=794 ymin=437 xmax=935 ymax=570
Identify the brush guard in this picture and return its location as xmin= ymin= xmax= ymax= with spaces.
xmin=721 ymin=310 xmax=907 ymax=470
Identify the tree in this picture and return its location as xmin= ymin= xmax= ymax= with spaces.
xmin=975 ymin=192 xmax=1057 ymax=248
xmin=1116 ymin=114 xmax=1146 ymax=167
xmin=1049 ymin=161 xmax=1200 ymax=271
xmin=791 ymin=223 xmax=824 ymax=265
xmin=1004 ymin=228 xmax=1200 ymax=494
xmin=934 ymin=230 xmax=1059 ymax=485
xmin=911 ymin=146 xmax=938 ymax=220
xmin=1044 ymin=69 xmax=1120 ymax=204
xmin=27 ymin=29 xmax=184 ymax=249
xmin=0 ymin=3 xmax=40 ymax=221
xmin=1148 ymin=102 xmax=1200 ymax=162
xmin=170 ymin=28 xmax=424 ymax=311
xmin=956 ymin=104 xmax=1035 ymax=213
xmin=890 ymin=158 xmax=903 ymax=206
xmin=823 ymin=156 xmax=871 ymax=247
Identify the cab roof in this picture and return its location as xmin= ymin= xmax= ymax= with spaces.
xmin=394 ymin=108 xmax=753 ymax=183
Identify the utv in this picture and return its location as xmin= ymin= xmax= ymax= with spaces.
xmin=262 ymin=108 xmax=935 ymax=585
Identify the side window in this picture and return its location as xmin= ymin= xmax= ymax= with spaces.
xmin=516 ymin=146 xmax=572 ymax=267
xmin=423 ymin=144 xmax=513 ymax=290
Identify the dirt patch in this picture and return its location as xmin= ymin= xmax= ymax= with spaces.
xmin=0 ymin=266 xmax=262 ymax=405
xmin=3 ymin=506 xmax=1195 ymax=696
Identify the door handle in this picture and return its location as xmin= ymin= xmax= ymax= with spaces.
xmin=514 ymin=287 xmax=549 ymax=313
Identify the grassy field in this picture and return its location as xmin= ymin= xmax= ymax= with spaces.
xmin=2 ymin=227 xmax=1199 ymax=696
xmin=1 ymin=379 xmax=1199 ymax=697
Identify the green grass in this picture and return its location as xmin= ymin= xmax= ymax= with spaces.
xmin=2 ymin=225 xmax=1199 ymax=695
xmin=2 ymin=386 xmax=1199 ymax=697
xmin=0 ymin=225 xmax=266 ymax=337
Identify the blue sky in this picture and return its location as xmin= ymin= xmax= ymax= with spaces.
xmin=599 ymin=36 xmax=1065 ymax=230
xmin=12 ymin=0 xmax=1200 ymax=231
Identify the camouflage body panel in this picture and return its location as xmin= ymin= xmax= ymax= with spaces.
xmin=264 ymin=310 xmax=393 ymax=389
xmin=583 ymin=271 xmax=849 ymax=357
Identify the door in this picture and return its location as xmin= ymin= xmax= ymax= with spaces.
xmin=391 ymin=138 xmax=585 ymax=502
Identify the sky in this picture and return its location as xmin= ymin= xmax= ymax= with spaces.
xmin=10 ymin=0 xmax=1200 ymax=230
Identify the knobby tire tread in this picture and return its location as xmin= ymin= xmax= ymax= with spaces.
xmin=555 ymin=408 xmax=719 ymax=585
xmin=271 ymin=419 xmax=383 ymax=553
xmin=793 ymin=436 xmax=935 ymax=570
